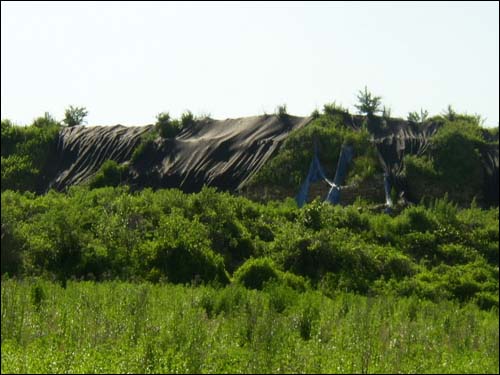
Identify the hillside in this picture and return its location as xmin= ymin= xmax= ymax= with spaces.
xmin=2 ymin=109 xmax=499 ymax=373
xmin=2 ymin=109 xmax=498 ymax=207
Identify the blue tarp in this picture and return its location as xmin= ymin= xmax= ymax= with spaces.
xmin=295 ymin=149 xmax=330 ymax=207
xmin=325 ymin=145 xmax=353 ymax=204
xmin=296 ymin=144 xmax=353 ymax=207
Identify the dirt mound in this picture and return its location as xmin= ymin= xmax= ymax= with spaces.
xmin=49 ymin=115 xmax=312 ymax=192
xmin=49 ymin=124 xmax=152 ymax=190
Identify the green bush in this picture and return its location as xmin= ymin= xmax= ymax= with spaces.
xmin=404 ymin=117 xmax=491 ymax=205
xmin=1 ymin=155 xmax=39 ymax=191
xmin=323 ymin=102 xmax=348 ymax=116
xmin=1 ymin=120 xmax=60 ymax=192
xmin=155 ymin=112 xmax=182 ymax=138
xmin=188 ymin=187 xmax=255 ymax=272
xmin=130 ymin=131 xmax=157 ymax=165
xmin=181 ymin=110 xmax=195 ymax=128
xmin=136 ymin=213 xmax=229 ymax=285
xmin=88 ymin=160 xmax=128 ymax=189
xmin=0 ymin=186 xmax=497 ymax=308
xmin=233 ymin=257 xmax=280 ymax=290
xmin=32 ymin=112 xmax=59 ymax=128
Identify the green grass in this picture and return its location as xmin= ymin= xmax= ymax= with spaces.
xmin=1 ymin=279 xmax=498 ymax=374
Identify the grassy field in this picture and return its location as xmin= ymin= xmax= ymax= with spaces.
xmin=1 ymin=279 xmax=498 ymax=374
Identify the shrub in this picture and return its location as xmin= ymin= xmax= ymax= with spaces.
xmin=32 ymin=112 xmax=59 ymax=128
xmin=264 ymin=281 xmax=298 ymax=313
xmin=131 ymin=131 xmax=157 ymax=165
xmin=0 ymin=121 xmax=60 ymax=192
xmin=323 ymin=102 xmax=348 ymax=116
xmin=281 ymin=271 xmax=309 ymax=292
xmin=139 ymin=215 xmax=229 ymax=285
xmin=181 ymin=110 xmax=195 ymax=128
xmin=155 ymin=112 xmax=182 ymax=138
xmin=400 ymin=231 xmax=437 ymax=260
xmin=402 ymin=206 xmax=438 ymax=233
xmin=88 ymin=160 xmax=128 ymax=189
xmin=431 ymin=124 xmax=484 ymax=203
xmin=1 ymin=155 xmax=39 ymax=191
xmin=310 ymin=109 xmax=320 ymax=119
xmin=301 ymin=199 xmax=323 ymax=230
xmin=233 ymin=257 xmax=280 ymax=290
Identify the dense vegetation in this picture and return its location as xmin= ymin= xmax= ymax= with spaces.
xmin=403 ymin=115 xmax=499 ymax=205
xmin=2 ymin=279 xmax=498 ymax=373
xmin=2 ymin=106 xmax=498 ymax=207
xmin=2 ymin=187 xmax=498 ymax=309
xmin=248 ymin=109 xmax=381 ymax=190
xmin=248 ymin=107 xmax=499 ymax=206
xmin=1 ymin=102 xmax=499 ymax=373
xmin=1 ymin=119 xmax=60 ymax=193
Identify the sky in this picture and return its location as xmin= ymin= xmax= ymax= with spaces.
xmin=1 ymin=1 xmax=499 ymax=126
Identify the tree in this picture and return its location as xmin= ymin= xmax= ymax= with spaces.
xmin=63 ymin=106 xmax=88 ymax=127
xmin=354 ymin=86 xmax=382 ymax=116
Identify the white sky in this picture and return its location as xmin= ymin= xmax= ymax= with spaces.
xmin=1 ymin=1 xmax=499 ymax=126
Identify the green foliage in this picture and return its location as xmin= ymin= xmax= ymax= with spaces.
xmin=248 ymin=114 xmax=378 ymax=190
xmin=408 ymin=108 xmax=429 ymax=123
xmin=155 ymin=112 xmax=182 ymax=138
xmin=484 ymin=126 xmax=498 ymax=142
xmin=1 ymin=222 xmax=23 ymax=275
xmin=1 ymin=120 xmax=60 ymax=192
xmin=310 ymin=108 xmax=320 ymax=119
xmin=323 ymin=101 xmax=348 ymax=116
xmin=233 ymin=257 xmax=280 ymax=290
xmin=181 ymin=110 xmax=195 ymax=128
xmin=63 ymin=105 xmax=88 ymax=127
xmin=431 ymin=122 xmax=484 ymax=202
xmin=1 ymin=280 xmax=498 ymax=374
xmin=88 ymin=160 xmax=128 ymax=189
xmin=32 ymin=112 xmax=59 ymax=128
xmin=1 ymin=155 xmax=39 ymax=191
xmin=0 ymin=185 xmax=497 ymax=308
xmin=301 ymin=199 xmax=323 ymax=230
xmin=137 ymin=214 xmax=229 ymax=284
xmin=130 ymin=131 xmax=157 ymax=165
xmin=30 ymin=282 xmax=46 ymax=312
xmin=354 ymin=86 xmax=382 ymax=116
xmin=403 ymin=115 xmax=493 ymax=205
